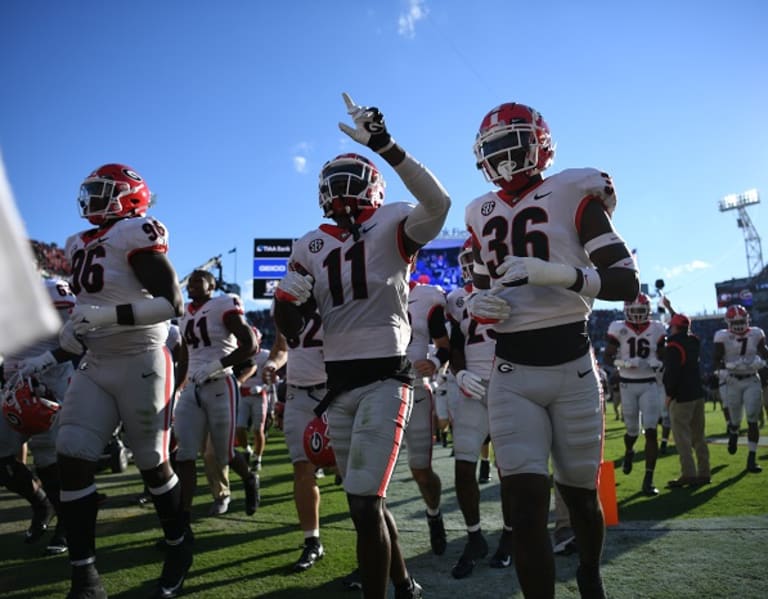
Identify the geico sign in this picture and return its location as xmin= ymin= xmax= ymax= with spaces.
xmin=258 ymin=265 xmax=287 ymax=272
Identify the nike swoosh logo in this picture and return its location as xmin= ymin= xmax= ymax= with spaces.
xmin=533 ymin=192 xmax=552 ymax=200
xmin=141 ymin=372 xmax=154 ymax=378
xmin=413 ymin=397 xmax=426 ymax=404
xmin=96 ymin=237 xmax=110 ymax=243
xmin=498 ymin=556 xmax=512 ymax=567
xmin=215 ymin=393 xmax=225 ymax=397
xmin=408 ymin=300 xmax=417 ymax=304
xmin=577 ymin=369 xmax=592 ymax=378
xmin=361 ymin=223 xmax=378 ymax=233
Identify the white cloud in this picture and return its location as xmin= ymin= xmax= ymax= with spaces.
xmin=292 ymin=155 xmax=307 ymax=173
xmin=659 ymin=260 xmax=711 ymax=279
xmin=398 ymin=0 xmax=428 ymax=38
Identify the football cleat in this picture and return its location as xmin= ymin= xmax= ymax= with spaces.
xmin=426 ymin=512 xmax=447 ymax=556
xmin=292 ymin=540 xmax=324 ymax=573
xmin=478 ymin=459 xmax=492 ymax=484
xmin=552 ymin=527 xmax=577 ymax=556
xmin=728 ymin=432 xmax=739 ymax=455
xmin=451 ymin=532 xmax=488 ymax=579
xmin=25 ymin=499 xmax=55 ymax=544
xmin=341 ymin=568 xmax=362 ymax=590
xmin=490 ymin=529 xmax=515 ymax=566
xmin=207 ymin=496 xmax=230 ymax=517
xmin=622 ymin=450 xmax=634 ymax=475
xmin=65 ymin=565 xmax=106 ymax=599
xmin=394 ymin=576 xmax=423 ymax=599
xmin=45 ymin=522 xmax=68 ymax=555
xmin=153 ymin=536 xmax=193 ymax=599
xmin=245 ymin=473 xmax=260 ymax=515
xmin=747 ymin=453 xmax=762 ymax=474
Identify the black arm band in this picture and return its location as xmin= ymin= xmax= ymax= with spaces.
xmin=116 ymin=304 xmax=135 ymax=325
xmin=435 ymin=346 xmax=450 ymax=366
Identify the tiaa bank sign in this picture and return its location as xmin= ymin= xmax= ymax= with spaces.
xmin=253 ymin=238 xmax=294 ymax=299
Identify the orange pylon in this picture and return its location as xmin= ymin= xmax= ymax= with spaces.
xmin=598 ymin=461 xmax=619 ymax=526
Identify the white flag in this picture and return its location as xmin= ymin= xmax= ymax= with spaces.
xmin=0 ymin=152 xmax=60 ymax=355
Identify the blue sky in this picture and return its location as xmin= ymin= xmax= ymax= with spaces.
xmin=2 ymin=1 xmax=767 ymax=315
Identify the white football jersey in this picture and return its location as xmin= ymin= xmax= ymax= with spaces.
xmin=64 ymin=216 xmax=171 ymax=354
xmin=286 ymin=312 xmax=326 ymax=387
xmin=714 ymin=326 xmax=766 ymax=373
xmin=5 ymin=276 xmax=77 ymax=364
xmin=465 ymin=168 xmax=618 ymax=333
xmin=179 ymin=293 xmax=244 ymax=376
xmin=289 ymin=202 xmax=414 ymax=361
xmin=606 ymin=319 xmax=666 ymax=379
xmin=406 ymin=282 xmax=446 ymax=367
xmin=446 ymin=284 xmax=495 ymax=379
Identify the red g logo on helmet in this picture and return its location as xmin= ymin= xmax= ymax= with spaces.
xmin=725 ymin=304 xmax=749 ymax=335
xmin=78 ymin=163 xmax=152 ymax=225
xmin=624 ymin=293 xmax=651 ymax=324
xmin=303 ymin=414 xmax=335 ymax=468
xmin=2 ymin=377 xmax=60 ymax=436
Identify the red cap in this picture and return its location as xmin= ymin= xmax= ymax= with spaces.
xmin=670 ymin=313 xmax=690 ymax=329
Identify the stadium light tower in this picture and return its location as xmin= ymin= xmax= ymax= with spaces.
xmin=719 ymin=188 xmax=763 ymax=277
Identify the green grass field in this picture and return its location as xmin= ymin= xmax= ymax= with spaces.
xmin=1 ymin=399 xmax=767 ymax=598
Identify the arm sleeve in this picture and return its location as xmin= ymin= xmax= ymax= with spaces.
xmin=398 ymin=153 xmax=451 ymax=245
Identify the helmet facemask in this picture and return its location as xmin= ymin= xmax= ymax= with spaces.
xmin=459 ymin=245 xmax=474 ymax=285
xmin=318 ymin=155 xmax=385 ymax=221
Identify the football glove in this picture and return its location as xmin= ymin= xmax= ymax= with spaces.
xmin=16 ymin=351 xmax=57 ymax=378
xmin=275 ymin=271 xmax=314 ymax=306
xmin=495 ymin=256 xmax=577 ymax=288
xmin=71 ymin=304 xmax=117 ymax=336
xmin=456 ymin=370 xmax=486 ymax=400
xmin=338 ymin=92 xmax=395 ymax=154
xmin=191 ymin=360 xmax=225 ymax=385
xmin=59 ymin=320 xmax=86 ymax=356
xmin=466 ymin=289 xmax=511 ymax=323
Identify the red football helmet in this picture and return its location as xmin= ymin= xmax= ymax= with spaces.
xmin=78 ymin=163 xmax=151 ymax=225
xmin=459 ymin=238 xmax=474 ymax=284
xmin=624 ymin=293 xmax=651 ymax=324
xmin=318 ymin=153 xmax=385 ymax=219
xmin=2 ymin=376 xmax=60 ymax=435
xmin=303 ymin=414 xmax=336 ymax=468
xmin=473 ymin=103 xmax=555 ymax=192
xmin=725 ymin=304 xmax=749 ymax=334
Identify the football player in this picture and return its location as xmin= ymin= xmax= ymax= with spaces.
xmin=234 ymin=326 xmax=272 ymax=473
xmin=174 ymin=269 xmax=259 ymax=530
xmin=404 ymin=278 xmax=449 ymax=556
xmin=1 ymin=276 xmax=78 ymax=555
xmin=445 ymin=239 xmax=514 ymax=578
xmin=272 ymin=317 xmax=330 ymax=573
xmin=604 ymin=293 xmax=666 ymax=495
xmin=465 ymin=102 xmax=639 ymax=599
xmin=714 ymin=304 xmax=768 ymax=473
xmin=274 ymin=93 xmax=450 ymax=599
xmin=58 ymin=163 xmax=188 ymax=599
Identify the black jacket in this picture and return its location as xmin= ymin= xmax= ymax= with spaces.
xmin=663 ymin=332 xmax=704 ymax=402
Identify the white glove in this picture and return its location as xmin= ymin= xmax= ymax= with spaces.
xmin=337 ymin=92 xmax=395 ymax=153
xmin=275 ymin=271 xmax=314 ymax=306
xmin=466 ymin=289 xmax=511 ymax=323
xmin=495 ymin=256 xmax=577 ymax=288
xmin=16 ymin=351 xmax=57 ymax=378
xmin=648 ymin=358 xmax=663 ymax=371
xmin=751 ymin=356 xmax=766 ymax=370
xmin=191 ymin=360 xmax=225 ymax=385
xmin=71 ymin=304 xmax=117 ymax=336
xmin=59 ymin=320 xmax=86 ymax=355
xmin=725 ymin=362 xmax=737 ymax=370
xmin=626 ymin=357 xmax=645 ymax=368
xmin=456 ymin=370 xmax=486 ymax=400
